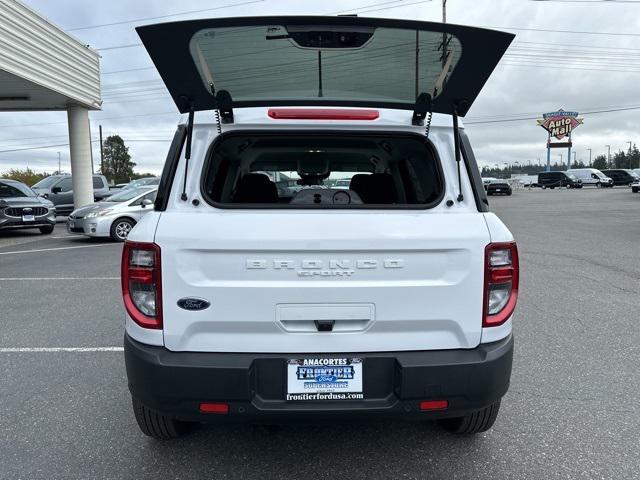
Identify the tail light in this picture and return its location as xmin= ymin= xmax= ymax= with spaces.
xmin=121 ymin=241 xmax=162 ymax=329
xmin=483 ymin=242 xmax=519 ymax=327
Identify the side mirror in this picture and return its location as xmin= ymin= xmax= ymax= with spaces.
xmin=51 ymin=186 xmax=62 ymax=194
xmin=39 ymin=193 xmax=49 ymax=199
xmin=141 ymin=198 xmax=153 ymax=208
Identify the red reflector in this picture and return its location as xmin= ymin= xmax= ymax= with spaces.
xmin=268 ymin=108 xmax=379 ymax=121
xmin=128 ymin=267 xmax=153 ymax=283
xmin=419 ymin=400 xmax=449 ymax=411
xmin=490 ymin=267 xmax=513 ymax=284
xmin=199 ymin=402 xmax=229 ymax=414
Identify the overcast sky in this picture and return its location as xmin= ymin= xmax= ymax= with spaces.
xmin=2 ymin=0 xmax=640 ymax=175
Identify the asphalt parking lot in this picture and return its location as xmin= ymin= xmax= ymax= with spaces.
xmin=1 ymin=188 xmax=638 ymax=480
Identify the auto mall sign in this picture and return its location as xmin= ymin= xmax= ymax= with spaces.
xmin=537 ymin=109 xmax=584 ymax=140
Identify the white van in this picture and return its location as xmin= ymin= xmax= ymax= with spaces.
xmin=123 ymin=16 xmax=518 ymax=439
xmin=566 ymin=168 xmax=613 ymax=187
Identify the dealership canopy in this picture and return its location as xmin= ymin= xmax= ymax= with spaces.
xmin=0 ymin=0 xmax=102 ymax=208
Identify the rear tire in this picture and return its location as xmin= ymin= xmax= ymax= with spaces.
xmin=131 ymin=397 xmax=192 ymax=440
xmin=110 ymin=218 xmax=135 ymax=242
xmin=39 ymin=225 xmax=54 ymax=234
xmin=439 ymin=401 xmax=501 ymax=434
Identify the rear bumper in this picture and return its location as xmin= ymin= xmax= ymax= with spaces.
xmin=125 ymin=333 xmax=514 ymax=422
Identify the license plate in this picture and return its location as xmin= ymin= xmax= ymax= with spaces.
xmin=286 ymin=358 xmax=363 ymax=401
xmin=495 ymin=189 xmax=502 ymax=192
xmin=22 ymin=214 xmax=34 ymax=222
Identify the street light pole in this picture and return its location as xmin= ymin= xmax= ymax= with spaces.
xmin=586 ymin=148 xmax=592 ymax=166
xmin=572 ymin=151 xmax=576 ymax=166
xmin=606 ymin=145 xmax=611 ymax=168
xmin=57 ymin=151 xmax=61 ymax=174
xmin=442 ymin=0 xmax=447 ymax=22
xmin=627 ymin=141 xmax=632 ymax=168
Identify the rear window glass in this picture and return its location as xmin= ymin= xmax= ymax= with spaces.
xmin=92 ymin=177 xmax=104 ymax=188
xmin=189 ymin=25 xmax=462 ymax=106
xmin=202 ymin=133 xmax=443 ymax=209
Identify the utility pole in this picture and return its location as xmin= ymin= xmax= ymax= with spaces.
xmin=57 ymin=151 xmax=61 ymax=174
xmin=586 ymin=148 xmax=592 ymax=166
xmin=606 ymin=144 xmax=611 ymax=168
xmin=627 ymin=141 xmax=632 ymax=169
xmin=442 ymin=0 xmax=447 ymax=22
xmin=99 ymin=125 xmax=104 ymax=175
xmin=559 ymin=153 xmax=563 ymax=168
xmin=572 ymin=151 xmax=576 ymax=166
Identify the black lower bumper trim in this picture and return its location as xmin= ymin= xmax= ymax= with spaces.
xmin=124 ymin=333 xmax=513 ymax=422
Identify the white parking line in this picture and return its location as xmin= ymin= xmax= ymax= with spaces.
xmin=0 ymin=347 xmax=123 ymax=353
xmin=0 ymin=244 xmax=117 ymax=255
xmin=0 ymin=277 xmax=119 ymax=281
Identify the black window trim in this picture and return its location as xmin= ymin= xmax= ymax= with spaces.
xmin=199 ymin=129 xmax=446 ymax=210
xmin=155 ymin=125 xmax=187 ymax=211
xmin=459 ymin=131 xmax=488 ymax=213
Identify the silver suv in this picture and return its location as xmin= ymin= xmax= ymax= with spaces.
xmin=0 ymin=179 xmax=56 ymax=234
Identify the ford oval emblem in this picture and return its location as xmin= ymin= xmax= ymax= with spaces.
xmin=177 ymin=297 xmax=211 ymax=311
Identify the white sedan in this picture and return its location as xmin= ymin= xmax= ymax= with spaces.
xmin=67 ymin=187 xmax=157 ymax=241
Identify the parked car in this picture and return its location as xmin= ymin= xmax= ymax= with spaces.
xmin=514 ymin=175 xmax=539 ymax=187
xmin=31 ymin=174 xmax=110 ymax=215
xmin=600 ymin=169 xmax=639 ymax=186
xmin=67 ymin=187 xmax=157 ymax=241
xmin=123 ymin=16 xmax=518 ymax=439
xmin=333 ymin=179 xmax=351 ymax=189
xmin=0 ymin=179 xmax=56 ymax=234
xmin=122 ymin=177 xmax=161 ymax=190
xmin=481 ymin=177 xmax=499 ymax=190
xmin=566 ymin=168 xmax=613 ymax=188
xmin=486 ymin=180 xmax=512 ymax=196
xmin=538 ymin=171 xmax=582 ymax=189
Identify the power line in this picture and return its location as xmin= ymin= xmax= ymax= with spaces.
xmin=67 ymin=1 xmax=265 ymax=31
xmin=466 ymin=105 xmax=640 ymax=125
xmin=484 ymin=24 xmax=640 ymax=37
xmin=0 ymin=139 xmax=172 ymax=154
xmin=95 ymin=0 xmax=433 ymax=51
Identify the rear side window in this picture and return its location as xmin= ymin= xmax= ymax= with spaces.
xmin=201 ymin=132 xmax=444 ymax=209
xmin=57 ymin=178 xmax=73 ymax=192
xmin=93 ymin=177 xmax=105 ymax=188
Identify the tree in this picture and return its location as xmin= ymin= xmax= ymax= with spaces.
xmin=613 ymin=150 xmax=626 ymax=169
xmin=592 ymin=154 xmax=607 ymax=170
xmin=101 ymin=135 xmax=135 ymax=184
xmin=627 ymin=145 xmax=640 ymax=169
xmin=1 ymin=167 xmax=48 ymax=186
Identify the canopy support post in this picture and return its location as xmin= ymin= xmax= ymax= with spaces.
xmin=452 ymin=103 xmax=464 ymax=202
xmin=180 ymin=100 xmax=195 ymax=202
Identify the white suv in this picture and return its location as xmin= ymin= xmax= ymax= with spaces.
xmin=123 ymin=16 xmax=518 ymax=439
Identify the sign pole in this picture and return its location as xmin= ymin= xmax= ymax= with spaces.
xmin=567 ymin=131 xmax=572 ymax=170
xmin=546 ymin=131 xmax=551 ymax=172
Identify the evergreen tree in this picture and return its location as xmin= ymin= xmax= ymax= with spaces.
xmin=592 ymin=155 xmax=607 ymax=170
